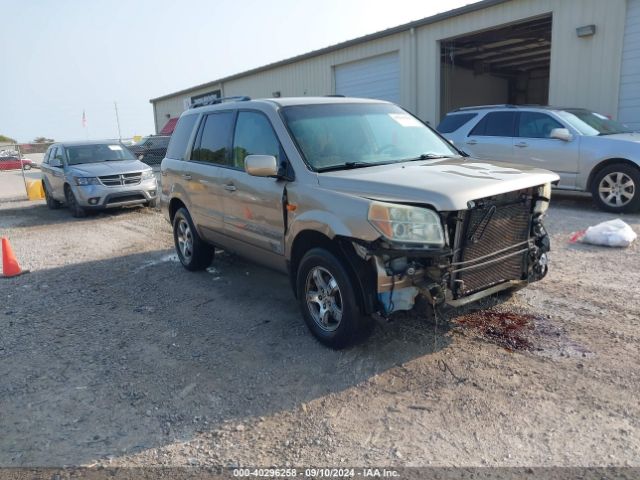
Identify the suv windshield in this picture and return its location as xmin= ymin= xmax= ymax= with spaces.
xmin=557 ymin=109 xmax=634 ymax=136
xmin=281 ymin=103 xmax=459 ymax=171
xmin=66 ymin=144 xmax=135 ymax=165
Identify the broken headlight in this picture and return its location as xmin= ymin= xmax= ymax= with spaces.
xmin=368 ymin=201 xmax=445 ymax=247
xmin=534 ymin=183 xmax=551 ymax=215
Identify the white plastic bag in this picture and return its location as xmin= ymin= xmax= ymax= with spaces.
xmin=571 ymin=219 xmax=637 ymax=248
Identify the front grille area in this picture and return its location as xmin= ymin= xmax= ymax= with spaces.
xmin=453 ymin=189 xmax=533 ymax=296
xmin=99 ymin=172 xmax=142 ymax=186
xmin=106 ymin=194 xmax=145 ymax=204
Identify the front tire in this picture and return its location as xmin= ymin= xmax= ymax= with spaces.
xmin=591 ymin=163 xmax=640 ymax=213
xmin=172 ymin=208 xmax=214 ymax=271
xmin=43 ymin=182 xmax=62 ymax=209
xmin=64 ymin=186 xmax=86 ymax=218
xmin=296 ymin=248 xmax=371 ymax=349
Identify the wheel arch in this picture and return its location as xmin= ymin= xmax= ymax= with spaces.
xmin=288 ymin=230 xmax=377 ymax=315
xmin=168 ymin=197 xmax=187 ymax=224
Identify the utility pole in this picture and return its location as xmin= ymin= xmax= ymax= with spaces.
xmin=114 ymin=101 xmax=122 ymax=141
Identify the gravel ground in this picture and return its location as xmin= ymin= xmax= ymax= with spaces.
xmin=0 ymin=193 xmax=639 ymax=469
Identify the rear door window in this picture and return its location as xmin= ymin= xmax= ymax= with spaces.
xmin=166 ymin=114 xmax=198 ymax=160
xmin=469 ymin=112 xmax=516 ymax=137
xmin=437 ymin=113 xmax=477 ymax=133
xmin=517 ymin=112 xmax=564 ymax=138
xmin=191 ymin=111 xmax=235 ymax=167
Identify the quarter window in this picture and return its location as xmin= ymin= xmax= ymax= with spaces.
xmin=469 ymin=112 xmax=516 ymax=137
xmin=166 ymin=114 xmax=198 ymax=160
xmin=437 ymin=113 xmax=477 ymax=133
xmin=517 ymin=112 xmax=564 ymax=138
xmin=191 ymin=112 xmax=235 ymax=166
xmin=232 ymin=112 xmax=281 ymax=169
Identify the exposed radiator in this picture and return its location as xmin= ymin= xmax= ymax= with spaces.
xmin=453 ymin=189 xmax=533 ymax=297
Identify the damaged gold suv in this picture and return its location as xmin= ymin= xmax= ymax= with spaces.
xmin=161 ymin=96 xmax=559 ymax=348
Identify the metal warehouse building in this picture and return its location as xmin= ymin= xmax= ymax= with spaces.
xmin=150 ymin=0 xmax=640 ymax=133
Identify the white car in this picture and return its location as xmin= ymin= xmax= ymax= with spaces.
xmin=437 ymin=105 xmax=640 ymax=213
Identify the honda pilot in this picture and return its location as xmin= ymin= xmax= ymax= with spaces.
xmin=161 ymin=96 xmax=559 ymax=348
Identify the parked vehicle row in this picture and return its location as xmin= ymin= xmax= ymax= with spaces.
xmin=437 ymin=105 xmax=640 ymax=213
xmin=36 ymin=97 xmax=635 ymax=349
xmin=160 ymin=96 xmax=558 ymax=348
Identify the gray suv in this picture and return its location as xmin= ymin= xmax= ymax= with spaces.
xmin=41 ymin=141 xmax=158 ymax=217
xmin=438 ymin=105 xmax=640 ymax=213
xmin=161 ymin=96 xmax=558 ymax=348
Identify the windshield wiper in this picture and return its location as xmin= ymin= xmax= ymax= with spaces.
xmin=316 ymin=161 xmax=392 ymax=172
xmin=399 ymin=153 xmax=456 ymax=162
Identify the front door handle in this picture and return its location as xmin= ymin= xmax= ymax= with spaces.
xmin=466 ymin=139 xmax=477 ymax=145
xmin=515 ymin=142 xmax=528 ymax=148
xmin=224 ymin=184 xmax=237 ymax=192
xmin=181 ymin=174 xmax=192 ymax=180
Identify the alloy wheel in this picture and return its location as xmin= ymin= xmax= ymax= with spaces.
xmin=177 ymin=219 xmax=194 ymax=261
xmin=598 ymin=172 xmax=635 ymax=208
xmin=305 ymin=266 xmax=343 ymax=332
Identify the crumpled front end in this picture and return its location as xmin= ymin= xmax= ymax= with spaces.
xmin=351 ymin=185 xmax=551 ymax=316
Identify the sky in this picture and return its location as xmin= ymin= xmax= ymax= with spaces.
xmin=1 ymin=0 xmax=480 ymax=143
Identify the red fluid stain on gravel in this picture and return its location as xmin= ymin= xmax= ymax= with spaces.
xmin=454 ymin=310 xmax=540 ymax=351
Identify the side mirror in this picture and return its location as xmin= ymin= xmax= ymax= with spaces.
xmin=550 ymin=128 xmax=573 ymax=142
xmin=245 ymin=155 xmax=278 ymax=177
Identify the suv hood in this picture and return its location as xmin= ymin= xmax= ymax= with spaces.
xmin=67 ymin=159 xmax=150 ymax=177
xmin=317 ymin=158 xmax=559 ymax=211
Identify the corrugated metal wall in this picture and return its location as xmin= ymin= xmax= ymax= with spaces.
xmin=152 ymin=0 xmax=628 ymax=133
xmin=618 ymin=0 xmax=640 ymax=129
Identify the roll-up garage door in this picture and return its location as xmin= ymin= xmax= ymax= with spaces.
xmin=334 ymin=52 xmax=400 ymax=103
xmin=618 ymin=0 xmax=640 ymax=130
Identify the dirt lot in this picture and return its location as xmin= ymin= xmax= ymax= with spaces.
xmin=0 ymin=194 xmax=639 ymax=469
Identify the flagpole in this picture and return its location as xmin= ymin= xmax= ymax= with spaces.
xmin=82 ymin=109 xmax=89 ymax=139
xmin=114 ymin=101 xmax=122 ymax=141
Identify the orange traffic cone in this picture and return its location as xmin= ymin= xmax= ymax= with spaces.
xmin=1 ymin=237 xmax=27 ymax=278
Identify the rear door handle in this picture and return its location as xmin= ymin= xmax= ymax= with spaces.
xmin=181 ymin=174 xmax=192 ymax=180
xmin=224 ymin=183 xmax=237 ymax=192
xmin=515 ymin=142 xmax=528 ymax=148
xmin=466 ymin=139 xmax=477 ymax=145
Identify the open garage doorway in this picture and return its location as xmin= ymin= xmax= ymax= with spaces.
xmin=440 ymin=14 xmax=552 ymax=118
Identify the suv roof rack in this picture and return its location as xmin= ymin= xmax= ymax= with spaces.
xmin=453 ymin=103 xmax=544 ymax=112
xmin=454 ymin=104 xmax=517 ymax=112
xmin=189 ymin=96 xmax=251 ymax=109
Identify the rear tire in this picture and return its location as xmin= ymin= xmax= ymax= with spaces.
xmin=591 ymin=163 xmax=640 ymax=213
xmin=43 ymin=182 xmax=62 ymax=210
xmin=65 ymin=186 xmax=86 ymax=218
xmin=172 ymin=207 xmax=214 ymax=271
xmin=23 ymin=164 xmax=31 ymax=171
xmin=296 ymin=248 xmax=372 ymax=349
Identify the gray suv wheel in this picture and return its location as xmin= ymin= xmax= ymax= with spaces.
xmin=591 ymin=164 xmax=640 ymax=213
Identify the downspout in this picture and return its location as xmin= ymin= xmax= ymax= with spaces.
xmin=411 ymin=27 xmax=418 ymax=115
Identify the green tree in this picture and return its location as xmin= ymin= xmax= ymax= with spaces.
xmin=33 ymin=136 xmax=54 ymax=144
xmin=0 ymin=134 xmax=17 ymax=143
